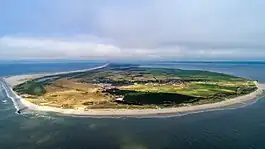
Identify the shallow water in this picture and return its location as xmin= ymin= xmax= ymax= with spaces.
xmin=1 ymin=61 xmax=265 ymax=149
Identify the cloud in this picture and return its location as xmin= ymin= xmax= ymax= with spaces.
xmin=0 ymin=0 xmax=265 ymax=60
xmin=0 ymin=36 xmax=121 ymax=60
xmin=1 ymin=36 xmax=265 ymax=60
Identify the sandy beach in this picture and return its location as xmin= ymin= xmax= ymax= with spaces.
xmin=3 ymin=63 xmax=109 ymax=87
xmin=2 ymin=65 xmax=265 ymax=116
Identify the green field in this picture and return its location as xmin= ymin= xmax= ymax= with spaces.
xmin=14 ymin=64 xmax=258 ymax=109
xmin=14 ymin=81 xmax=46 ymax=96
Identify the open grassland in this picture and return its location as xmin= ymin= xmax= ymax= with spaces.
xmin=14 ymin=64 xmax=258 ymax=109
xmin=119 ymin=81 xmax=256 ymax=104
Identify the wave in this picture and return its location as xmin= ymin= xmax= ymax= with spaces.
xmin=1 ymin=100 xmax=7 ymax=104
xmin=0 ymin=79 xmax=20 ymax=111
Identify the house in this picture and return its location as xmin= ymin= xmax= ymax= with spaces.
xmin=115 ymin=97 xmax=124 ymax=102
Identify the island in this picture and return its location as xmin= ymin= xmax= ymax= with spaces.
xmin=2 ymin=63 xmax=264 ymax=117
xmin=2 ymin=63 xmax=265 ymax=116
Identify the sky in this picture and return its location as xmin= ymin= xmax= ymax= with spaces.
xmin=0 ymin=0 xmax=265 ymax=61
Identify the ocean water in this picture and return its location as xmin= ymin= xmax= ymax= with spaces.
xmin=1 ymin=61 xmax=265 ymax=149
xmin=0 ymin=61 xmax=105 ymax=77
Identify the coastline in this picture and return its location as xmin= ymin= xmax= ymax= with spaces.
xmin=3 ymin=63 xmax=109 ymax=87
xmin=2 ymin=65 xmax=265 ymax=116
xmin=18 ymin=83 xmax=265 ymax=116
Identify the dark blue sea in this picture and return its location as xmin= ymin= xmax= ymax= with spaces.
xmin=1 ymin=61 xmax=265 ymax=149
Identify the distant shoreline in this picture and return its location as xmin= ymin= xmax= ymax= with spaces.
xmin=2 ymin=64 xmax=265 ymax=117
xmin=4 ymin=63 xmax=109 ymax=87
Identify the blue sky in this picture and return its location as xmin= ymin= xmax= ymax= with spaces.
xmin=0 ymin=0 xmax=265 ymax=60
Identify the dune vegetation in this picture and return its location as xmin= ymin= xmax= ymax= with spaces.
xmin=13 ymin=64 xmax=257 ymax=109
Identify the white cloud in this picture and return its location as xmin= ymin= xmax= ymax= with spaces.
xmin=0 ymin=36 xmax=121 ymax=59
xmin=1 ymin=36 xmax=264 ymax=60
xmin=1 ymin=0 xmax=265 ymax=60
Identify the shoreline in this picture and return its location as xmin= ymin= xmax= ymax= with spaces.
xmin=2 ymin=65 xmax=265 ymax=116
xmin=18 ymin=83 xmax=265 ymax=116
xmin=3 ymin=63 xmax=109 ymax=87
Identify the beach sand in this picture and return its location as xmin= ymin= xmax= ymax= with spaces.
xmin=4 ymin=63 xmax=109 ymax=87
xmin=2 ymin=65 xmax=265 ymax=116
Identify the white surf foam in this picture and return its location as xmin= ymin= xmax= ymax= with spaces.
xmin=1 ymin=100 xmax=7 ymax=103
xmin=0 ymin=80 xmax=20 ymax=111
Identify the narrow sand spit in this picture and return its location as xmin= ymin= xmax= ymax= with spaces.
xmin=4 ymin=63 xmax=109 ymax=87
xmin=2 ymin=64 xmax=265 ymax=116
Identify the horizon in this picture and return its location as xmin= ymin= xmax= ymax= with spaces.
xmin=1 ymin=0 xmax=265 ymax=60
xmin=1 ymin=59 xmax=265 ymax=64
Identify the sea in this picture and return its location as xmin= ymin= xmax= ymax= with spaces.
xmin=1 ymin=61 xmax=265 ymax=149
